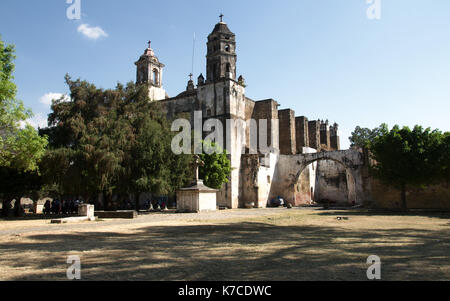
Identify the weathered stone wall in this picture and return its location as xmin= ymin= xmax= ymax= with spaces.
xmin=308 ymin=120 xmax=321 ymax=150
xmin=315 ymin=160 xmax=355 ymax=205
xmin=278 ymin=109 xmax=296 ymax=155
xmin=256 ymin=153 xmax=279 ymax=207
xmin=240 ymin=154 xmax=259 ymax=207
xmin=330 ymin=135 xmax=340 ymax=151
xmin=294 ymin=148 xmax=317 ymax=205
xmin=295 ymin=116 xmax=309 ymax=152
xmin=252 ymin=99 xmax=279 ymax=153
xmin=370 ymin=179 xmax=450 ymax=209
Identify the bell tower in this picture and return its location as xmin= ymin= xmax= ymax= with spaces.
xmin=206 ymin=15 xmax=237 ymax=83
xmin=135 ymin=41 xmax=167 ymax=101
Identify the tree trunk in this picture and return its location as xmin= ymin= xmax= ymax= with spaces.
xmin=401 ymin=183 xmax=407 ymax=212
xmin=134 ymin=193 xmax=140 ymax=212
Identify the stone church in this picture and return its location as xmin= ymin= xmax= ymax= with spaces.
xmin=134 ymin=18 xmax=353 ymax=209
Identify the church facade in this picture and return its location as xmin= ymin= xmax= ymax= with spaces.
xmin=135 ymin=19 xmax=343 ymax=209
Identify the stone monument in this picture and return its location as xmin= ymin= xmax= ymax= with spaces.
xmin=176 ymin=155 xmax=218 ymax=213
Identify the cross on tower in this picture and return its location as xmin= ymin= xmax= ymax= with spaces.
xmin=148 ymin=40 xmax=151 ymax=49
xmin=189 ymin=73 xmax=193 ymax=81
xmin=219 ymin=14 xmax=224 ymax=23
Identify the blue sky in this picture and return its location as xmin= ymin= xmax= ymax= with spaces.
xmin=1 ymin=0 xmax=449 ymax=149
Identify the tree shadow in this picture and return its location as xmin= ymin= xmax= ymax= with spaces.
xmin=316 ymin=209 xmax=450 ymax=220
xmin=0 ymin=220 xmax=448 ymax=281
xmin=0 ymin=214 xmax=79 ymax=221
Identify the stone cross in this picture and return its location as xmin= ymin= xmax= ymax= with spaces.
xmin=189 ymin=73 xmax=193 ymax=81
xmin=219 ymin=14 xmax=224 ymax=23
xmin=148 ymin=40 xmax=151 ymax=49
xmin=193 ymin=155 xmax=204 ymax=182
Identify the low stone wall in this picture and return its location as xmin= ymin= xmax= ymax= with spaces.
xmin=370 ymin=179 xmax=450 ymax=209
xmin=95 ymin=211 xmax=137 ymax=219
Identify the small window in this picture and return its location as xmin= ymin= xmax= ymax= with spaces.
xmin=153 ymin=69 xmax=159 ymax=86
xmin=225 ymin=44 xmax=230 ymax=52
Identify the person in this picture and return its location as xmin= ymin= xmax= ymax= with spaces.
xmin=43 ymin=200 xmax=51 ymax=215
xmin=14 ymin=200 xmax=24 ymax=217
xmin=51 ymin=199 xmax=57 ymax=214
xmin=74 ymin=199 xmax=80 ymax=213
xmin=69 ymin=200 xmax=75 ymax=214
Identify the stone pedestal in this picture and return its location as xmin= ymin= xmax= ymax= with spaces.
xmin=78 ymin=204 xmax=95 ymax=221
xmin=176 ymin=180 xmax=218 ymax=213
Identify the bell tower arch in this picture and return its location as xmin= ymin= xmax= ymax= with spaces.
xmin=135 ymin=41 xmax=167 ymax=101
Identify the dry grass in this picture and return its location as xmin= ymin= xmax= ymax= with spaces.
xmin=0 ymin=208 xmax=448 ymax=281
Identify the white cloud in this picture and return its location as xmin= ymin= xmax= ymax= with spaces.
xmin=39 ymin=93 xmax=70 ymax=106
xmin=20 ymin=113 xmax=48 ymax=130
xmin=77 ymin=23 xmax=108 ymax=40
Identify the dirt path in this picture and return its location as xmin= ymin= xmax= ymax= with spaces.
xmin=0 ymin=208 xmax=448 ymax=281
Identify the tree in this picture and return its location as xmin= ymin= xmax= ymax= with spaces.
xmin=199 ymin=141 xmax=231 ymax=189
xmin=369 ymin=124 xmax=444 ymax=211
xmin=0 ymin=36 xmax=48 ymax=215
xmin=349 ymin=124 xmax=388 ymax=149
xmin=440 ymin=132 xmax=450 ymax=183
xmin=41 ymin=76 xmax=193 ymax=209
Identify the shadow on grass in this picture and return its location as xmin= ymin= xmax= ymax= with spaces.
xmin=0 ymin=219 xmax=449 ymax=281
xmin=315 ymin=209 xmax=450 ymax=220
xmin=0 ymin=214 xmax=79 ymax=221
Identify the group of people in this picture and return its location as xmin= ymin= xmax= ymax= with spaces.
xmin=43 ymin=199 xmax=81 ymax=215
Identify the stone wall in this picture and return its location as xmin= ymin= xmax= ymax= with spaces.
xmin=370 ymin=179 xmax=450 ymax=209
xmin=308 ymin=120 xmax=321 ymax=150
xmin=251 ymin=99 xmax=279 ymax=153
xmin=278 ymin=109 xmax=296 ymax=155
xmin=315 ymin=160 xmax=355 ymax=205
xmin=295 ymin=116 xmax=309 ymax=152
xmin=294 ymin=148 xmax=317 ymax=205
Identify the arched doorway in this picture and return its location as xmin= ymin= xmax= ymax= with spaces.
xmin=294 ymin=158 xmax=357 ymax=207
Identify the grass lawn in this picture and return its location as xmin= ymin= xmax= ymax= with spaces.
xmin=0 ymin=208 xmax=448 ymax=281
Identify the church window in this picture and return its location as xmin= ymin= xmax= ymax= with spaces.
xmin=225 ymin=44 xmax=230 ymax=52
xmin=153 ymin=69 xmax=159 ymax=86
xmin=226 ymin=63 xmax=231 ymax=73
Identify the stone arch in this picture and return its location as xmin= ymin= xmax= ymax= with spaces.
xmin=272 ymin=150 xmax=366 ymax=206
xmin=294 ymin=158 xmax=357 ymax=206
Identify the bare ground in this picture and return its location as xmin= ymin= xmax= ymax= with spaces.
xmin=0 ymin=208 xmax=448 ymax=281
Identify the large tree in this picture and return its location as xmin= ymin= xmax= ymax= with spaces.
xmin=369 ymin=124 xmax=444 ymax=211
xmin=40 ymin=76 xmax=192 ymax=209
xmin=0 ymin=36 xmax=48 ymax=215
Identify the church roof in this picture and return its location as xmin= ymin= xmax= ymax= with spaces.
xmin=211 ymin=22 xmax=233 ymax=35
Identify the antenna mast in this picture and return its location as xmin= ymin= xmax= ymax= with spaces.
xmin=191 ymin=32 xmax=196 ymax=78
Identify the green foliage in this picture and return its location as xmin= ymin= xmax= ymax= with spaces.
xmin=0 ymin=36 xmax=48 ymax=212
xmin=0 ymin=36 xmax=48 ymax=172
xmin=349 ymin=124 xmax=388 ymax=148
xmin=0 ymin=35 xmax=17 ymax=104
xmin=41 ymin=76 xmax=192 ymax=207
xmin=369 ymin=124 xmax=447 ymax=211
xmin=199 ymin=141 xmax=231 ymax=189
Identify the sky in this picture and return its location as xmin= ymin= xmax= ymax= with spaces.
xmin=0 ymin=0 xmax=449 ymax=149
